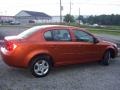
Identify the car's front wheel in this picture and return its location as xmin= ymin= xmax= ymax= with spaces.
xmin=101 ymin=50 xmax=111 ymax=65
xmin=30 ymin=56 xmax=51 ymax=77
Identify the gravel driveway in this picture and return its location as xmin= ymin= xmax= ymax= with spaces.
xmin=0 ymin=26 xmax=120 ymax=90
xmin=0 ymin=56 xmax=120 ymax=90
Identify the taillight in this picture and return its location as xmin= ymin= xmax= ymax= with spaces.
xmin=4 ymin=41 xmax=17 ymax=51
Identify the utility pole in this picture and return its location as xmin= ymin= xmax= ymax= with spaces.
xmin=70 ymin=0 xmax=71 ymax=15
xmin=79 ymin=8 xmax=80 ymax=25
xmin=5 ymin=10 xmax=7 ymax=16
xmin=60 ymin=0 xmax=62 ymax=23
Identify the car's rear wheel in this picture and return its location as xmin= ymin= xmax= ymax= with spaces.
xmin=29 ymin=56 xmax=51 ymax=77
xmin=101 ymin=50 xmax=111 ymax=65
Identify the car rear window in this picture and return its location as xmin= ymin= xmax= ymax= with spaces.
xmin=18 ymin=26 xmax=41 ymax=38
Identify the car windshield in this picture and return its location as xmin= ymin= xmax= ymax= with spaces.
xmin=17 ymin=26 xmax=41 ymax=38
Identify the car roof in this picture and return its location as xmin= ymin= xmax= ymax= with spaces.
xmin=32 ymin=25 xmax=81 ymax=30
xmin=18 ymin=25 xmax=87 ymax=38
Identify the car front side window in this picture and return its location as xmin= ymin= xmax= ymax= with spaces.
xmin=74 ymin=30 xmax=94 ymax=42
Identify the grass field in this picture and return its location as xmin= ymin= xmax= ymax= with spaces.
xmin=87 ymin=27 xmax=120 ymax=36
xmin=87 ymin=28 xmax=120 ymax=36
xmin=0 ymin=23 xmax=120 ymax=36
xmin=66 ymin=23 xmax=120 ymax=36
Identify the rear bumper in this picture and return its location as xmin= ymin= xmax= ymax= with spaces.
xmin=0 ymin=47 xmax=27 ymax=68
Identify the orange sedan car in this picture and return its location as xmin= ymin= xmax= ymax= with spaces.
xmin=0 ymin=25 xmax=118 ymax=77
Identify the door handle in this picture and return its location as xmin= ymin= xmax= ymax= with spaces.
xmin=49 ymin=45 xmax=57 ymax=48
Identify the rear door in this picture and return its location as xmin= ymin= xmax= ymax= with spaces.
xmin=43 ymin=29 xmax=77 ymax=65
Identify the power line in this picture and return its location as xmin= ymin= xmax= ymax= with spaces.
xmin=74 ymin=2 xmax=120 ymax=6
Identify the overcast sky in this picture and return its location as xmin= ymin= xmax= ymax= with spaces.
xmin=0 ymin=0 xmax=120 ymax=16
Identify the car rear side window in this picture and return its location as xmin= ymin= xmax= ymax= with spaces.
xmin=44 ymin=30 xmax=71 ymax=41
xmin=52 ymin=30 xmax=71 ymax=41
xmin=44 ymin=31 xmax=53 ymax=41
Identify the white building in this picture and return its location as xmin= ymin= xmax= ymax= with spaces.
xmin=0 ymin=16 xmax=15 ymax=23
xmin=51 ymin=16 xmax=64 ymax=23
xmin=15 ymin=10 xmax=52 ymax=24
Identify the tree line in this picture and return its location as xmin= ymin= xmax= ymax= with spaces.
xmin=64 ymin=14 xmax=120 ymax=25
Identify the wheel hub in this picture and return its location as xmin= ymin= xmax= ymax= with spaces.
xmin=34 ymin=60 xmax=49 ymax=75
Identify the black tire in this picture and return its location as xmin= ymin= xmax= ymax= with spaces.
xmin=101 ymin=50 xmax=111 ymax=66
xmin=29 ymin=55 xmax=52 ymax=77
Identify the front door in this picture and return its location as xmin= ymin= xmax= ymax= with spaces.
xmin=72 ymin=29 xmax=101 ymax=62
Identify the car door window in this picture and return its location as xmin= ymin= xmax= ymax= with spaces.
xmin=52 ymin=30 xmax=71 ymax=41
xmin=44 ymin=30 xmax=71 ymax=41
xmin=44 ymin=31 xmax=53 ymax=41
xmin=74 ymin=30 xmax=94 ymax=42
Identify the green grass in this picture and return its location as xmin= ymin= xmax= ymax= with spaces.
xmin=1 ymin=23 xmax=120 ymax=36
xmin=76 ymin=24 xmax=120 ymax=36
xmin=88 ymin=29 xmax=120 ymax=36
xmin=27 ymin=23 xmax=120 ymax=36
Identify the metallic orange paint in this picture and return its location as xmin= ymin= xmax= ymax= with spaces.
xmin=0 ymin=25 xmax=118 ymax=68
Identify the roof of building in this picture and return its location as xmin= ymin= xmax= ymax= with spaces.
xmin=19 ymin=10 xmax=51 ymax=18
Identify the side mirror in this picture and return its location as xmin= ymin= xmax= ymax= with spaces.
xmin=94 ymin=38 xmax=99 ymax=44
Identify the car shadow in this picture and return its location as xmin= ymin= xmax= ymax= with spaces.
xmin=4 ymin=62 xmax=99 ymax=78
xmin=2 ymin=59 xmax=119 ymax=79
xmin=50 ymin=62 xmax=100 ymax=74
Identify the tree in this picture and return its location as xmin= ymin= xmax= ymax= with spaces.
xmin=64 ymin=14 xmax=75 ymax=23
xmin=77 ymin=15 xmax=85 ymax=23
xmin=84 ymin=14 xmax=120 ymax=25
